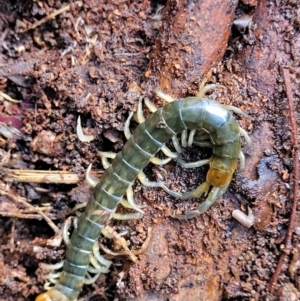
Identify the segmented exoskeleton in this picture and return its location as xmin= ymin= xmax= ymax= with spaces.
xmin=36 ymin=86 xmax=250 ymax=301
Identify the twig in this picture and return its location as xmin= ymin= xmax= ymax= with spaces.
xmin=0 ymin=211 xmax=55 ymax=220
xmin=20 ymin=1 xmax=83 ymax=33
xmin=269 ymin=68 xmax=299 ymax=291
xmin=10 ymin=270 xmax=30 ymax=283
xmin=0 ymin=189 xmax=59 ymax=233
xmin=6 ymin=169 xmax=79 ymax=184
xmin=10 ymin=219 xmax=15 ymax=253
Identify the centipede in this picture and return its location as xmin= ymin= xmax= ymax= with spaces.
xmin=36 ymin=85 xmax=251 ymax=301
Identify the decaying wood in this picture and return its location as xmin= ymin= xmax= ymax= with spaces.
xmin=144 ymin=0 xmax=238 ymax=97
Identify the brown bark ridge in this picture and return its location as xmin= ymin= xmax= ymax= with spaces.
xmin=143 ymin=0 xmax=238 ymax=97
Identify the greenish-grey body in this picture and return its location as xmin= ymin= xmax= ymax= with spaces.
xmin=54 ymin=97 xmax=241 ymax=300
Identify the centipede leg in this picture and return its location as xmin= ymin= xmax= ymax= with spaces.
xmin=92 ymin=243 xmax=112 ymax=267
xmin=112 ymin=212 xmax=143 ymax=220
xmin=192 ymin=132 xmax=212 ymax=148
xmin=124 ymin=111 xmax=134 ymax=140
xmin=238 ymin=151 xmax=245 ymax=170
xmin=172 ymin=135 xmax=182 ymax=153
xmin=154 ymin=89 xmax=175 ymax=102
xmin=187 ymin=130 xmax=196 ymax=146
xmin=88 ymin=255 xmax=110 ymax=274
xmin=239 ymin=127 xmax=252 ymax=146
xmin=138 ymin=171 xmax=164 ymax=188
xmin=119 ymin=198 xmax=145 ymax=210
xmin=98 ymin=151 xmax=117 ymax=169
xmin=144 ymin=97 xmax=158 ymax=112
xmin=177 ymin=158 xmax=210 ymax=169
xmin=84 ymin=272 xmax=101 ymax=285
xmin=62 ymin=216 xmax=78 ymax=246
xmin=150 ymin=156 xmax=172 ymax=165
xmin=77 ymin=115 xmax=96 ymax=142
xmin=86 ymin=164 xmax=100 ymax=187
xmin=40 ymin=261 xmax=65 ymax=271
xmin=181 ymin=130 xmax=188 ymax=147
xmin=222 ymin=104 xmax=250 ymax=119
xmin=196 ymin=84 xmax=225 ymax=98
xmin=192 ymin=141 xmax=212 ymax=147
xmin=122 ymin=186 xmax=144 ymax=212
xmin=134 ymin=97 xmax=145 ymax=123
xmin=177 ymin=129 xmax=213 ymax=167
xmin=40 ymin=261 xmax=65 ymax=290
xmin=44 ymin=272 xmax=62 ymax=284
xmin=161 ymin=145 xmax=178 ymax=158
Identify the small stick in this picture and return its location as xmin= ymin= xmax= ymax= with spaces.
xmin=0 ymin=189 xmax=59 ymax=233
xmin=0 ymin=211 xmax=55 ymax=220
xmin=10 ymin=270 xmax=30 ymax=283
xmin=10 ymin=219 xmax=16 ymax=253
xmin=6 ymin=169 xmax=79 ymax=184
xmin=35 ymin=206 xmax=60 ymax=234
xmin=20 ymin=1 xmax=83 ymax=33
xmin=269 ymin=68 xmax=299 ymax=291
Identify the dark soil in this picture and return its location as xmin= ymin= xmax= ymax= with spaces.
xmin=0 ymin=0 xmax=299 ymax=301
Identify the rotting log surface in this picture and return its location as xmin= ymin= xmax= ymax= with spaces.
xmin=143 ymin=0 xmax=238 ymax=97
